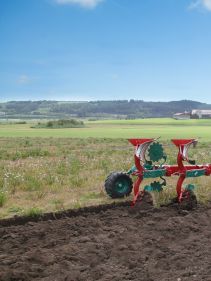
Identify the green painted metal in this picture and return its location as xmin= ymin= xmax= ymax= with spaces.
xmin=185 ymin=184 xmax=196 ymax=191
xmin=186 ymin=169 xmax=206 ymax=178
xmin=147 ymin=142 xmax=166 ymax=163
xmin=114 ymin=178 xmax=131 ymax=194
xmin=144 ymin=181 xmax=164 ymax=192
xmin=144 ymin=185 xmax=153 ymax=192
xmin=144 ymin=163 xmax=153 ymax=170
xmin=127 ymin=165 xmax=137 ymax=175
xmin=143 ymin=169 xmax=166 ymax=178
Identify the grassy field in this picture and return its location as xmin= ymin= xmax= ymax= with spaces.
xmin=0 ymin=118 xmax=211 ymax=141
xmin=90 ymin=118 xmax=211 ymax=126
xmin=0 ymin=118 xmax=211 ymax=219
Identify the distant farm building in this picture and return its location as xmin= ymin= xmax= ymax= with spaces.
xmin=173 ymin=111 xmax=190 ymax=120
xmin=191 ymin=109 xmax=211 ymax=119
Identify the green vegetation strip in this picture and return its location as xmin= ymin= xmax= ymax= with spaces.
xmin=1 ymin=118 xmax=211 ymax=141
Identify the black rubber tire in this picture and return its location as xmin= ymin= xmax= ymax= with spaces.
xmin=104 ymin=172 xmax=133 ymax=199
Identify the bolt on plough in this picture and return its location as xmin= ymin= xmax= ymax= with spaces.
xmin=104 ymin=138 xmax=211 ymax=209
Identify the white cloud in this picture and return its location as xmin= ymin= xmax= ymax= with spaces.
xmin=189 ymin=0 xmax=211 ymax=11
xmin=202 ymin=0 xmax=211 ymax=10
xmin=17 ymin=75 xmax=31 ymax=85
xmin=55 ymin=0 xmax=103 ymax=8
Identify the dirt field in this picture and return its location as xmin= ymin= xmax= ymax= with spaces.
xmin=0 ymin=202 xmax=211 ymax=281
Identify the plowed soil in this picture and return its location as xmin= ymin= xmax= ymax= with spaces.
xmin=0 ymin=202 xmax=211 ymax=281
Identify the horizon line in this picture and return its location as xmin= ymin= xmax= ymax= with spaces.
xmin=0 ymin=99 xmax=208 ymax=103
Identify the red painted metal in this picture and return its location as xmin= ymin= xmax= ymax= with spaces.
xmin=171 ymin=139 xmax=196 ymax=147
xmin=176 ymin=174 xmax=186 ymax=201
xmin=132 ymin=178 xmax=143 ymax=206
xmin=129 ymin=138 xmax=211 ymax=205
xmin=129 ymin=138 xmax=155 ymax=173
xmin=128 ymin=138 xmax=154 ymax=146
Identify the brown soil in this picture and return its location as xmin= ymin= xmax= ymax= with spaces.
xmin=0 ymin=202 xmax=211 ymax=281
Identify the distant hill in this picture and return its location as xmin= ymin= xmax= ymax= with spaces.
xmin=0 ymin=100 xmax=211 ymax=119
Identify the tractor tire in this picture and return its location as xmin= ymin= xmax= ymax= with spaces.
xmin=105 ymin=172 xmax=133 ymax=199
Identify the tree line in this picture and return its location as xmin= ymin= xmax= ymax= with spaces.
xmin=0 ymin=100 xmax=210 ymax=119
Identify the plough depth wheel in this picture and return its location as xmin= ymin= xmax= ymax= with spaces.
xmin=105 ymin=172 xmax=133 ymax=198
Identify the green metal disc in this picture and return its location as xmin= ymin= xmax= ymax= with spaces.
xmin=150 ymin=181 xmax=163 ymax=192
xmin=144 ymin=181 xmax=163 ymax=192
xmin=147 ymin=142 xmax=165 ymax=162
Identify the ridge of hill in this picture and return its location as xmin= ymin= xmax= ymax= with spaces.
xmin=0 ymin=99 xmax=211 ymax=119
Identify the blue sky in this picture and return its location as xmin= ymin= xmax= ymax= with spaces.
xmin=0 ymin=0 xmax=211 ymax=102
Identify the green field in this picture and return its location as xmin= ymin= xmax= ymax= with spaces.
xmin=0 ymin=118 xmax=211 ymax=219
xmin=0 ymin=118 xmax=211 ymax=141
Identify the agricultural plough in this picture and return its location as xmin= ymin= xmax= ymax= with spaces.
xmin=105 ymin=138 xmax=211 ymax=208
